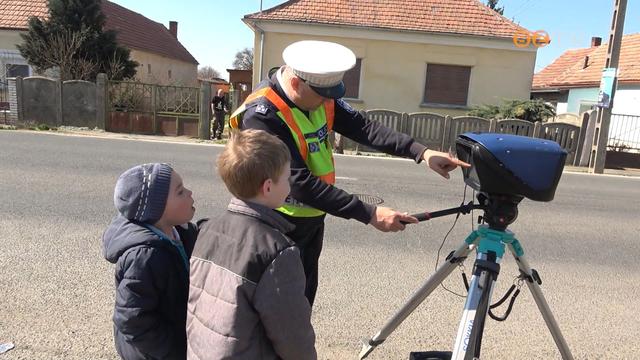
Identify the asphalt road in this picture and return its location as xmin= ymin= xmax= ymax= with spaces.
xmin=1 ymin=131 xmax=639 ymax=359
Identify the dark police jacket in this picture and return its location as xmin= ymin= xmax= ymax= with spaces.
xmin=240 ymin=72 xmax=429 ymax=224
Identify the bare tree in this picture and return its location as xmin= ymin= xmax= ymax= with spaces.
xmin=232 ymin=48 xmax=253 ymax=70
xmin=25 ymin=29 xmax=99 ymax=80
xmin=105 ymin=51 xmax=132 ymax=80
xmin=198 ymin=66 xmax=221 ymax=79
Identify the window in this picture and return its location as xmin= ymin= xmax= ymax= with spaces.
xmin=6 ymin=64 xmax=29 ymax=78
xmin=423 ymin=64 xmax=471 ymax=106
xmin=343 ymin=58 xmax=362 ymax=99
xmin=147 ymin=64 xmax=151 ymax=74
xmin=168 ymin=69 xmax=172 ymax=79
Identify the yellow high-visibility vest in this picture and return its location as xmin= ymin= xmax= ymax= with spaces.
xmin=230 ymin=87 xmax=335 ymax=217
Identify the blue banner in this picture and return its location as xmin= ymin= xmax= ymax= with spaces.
xmin=597 ymin=68 xmax=616 ymax=108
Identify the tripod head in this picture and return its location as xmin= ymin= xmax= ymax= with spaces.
xmin=476 ymin=192 xmax=522 ymax=231
xmin=406 ymin=192 xmax=521 ymax=231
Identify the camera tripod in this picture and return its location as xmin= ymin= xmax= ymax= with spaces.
xmin=359 ymin=194 xmax=574 ymax=360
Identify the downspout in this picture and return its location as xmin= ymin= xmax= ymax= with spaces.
xmin=258 ymin=27 xmax=264 ymax=80
xmin=243 ymin=18 xmax=265 ymax=83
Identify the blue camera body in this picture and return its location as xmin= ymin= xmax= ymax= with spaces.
xmin=455 ymin=133 xmax=567 ymax=202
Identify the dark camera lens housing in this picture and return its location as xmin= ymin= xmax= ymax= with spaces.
xmin=455 ymin=133 xmax=567 ymax=202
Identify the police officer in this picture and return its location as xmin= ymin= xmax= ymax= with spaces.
xmin=230 ymin=40 xmax=469 ymax=305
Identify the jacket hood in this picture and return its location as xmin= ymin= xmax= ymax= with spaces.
xmin=102 ymin=215 xmax=166 ymax=264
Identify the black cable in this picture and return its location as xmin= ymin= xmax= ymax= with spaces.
xmin=434 ymin=184 xmax=468 ymax=298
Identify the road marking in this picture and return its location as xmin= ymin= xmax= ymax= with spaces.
xmin=336 ymin=176 xmax=358 ymax=181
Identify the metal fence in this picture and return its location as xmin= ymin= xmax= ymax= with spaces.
xmin=107 ymin=80 xmax=203 ymax=137
xmin=609 ymin=113 xmax=640 ymax=152
xmin=0 ymin=80 xmax=9 ymax=124
xmin=340 ymin=109 xmax=583 ymax=164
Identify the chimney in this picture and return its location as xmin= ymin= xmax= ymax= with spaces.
xmin=591 ymin=37 xmax=602 ymax=47
xmin=169 ymin=21 xmax=178 ymax=38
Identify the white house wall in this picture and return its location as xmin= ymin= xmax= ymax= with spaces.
xmin=566 ymin=85 xmax=640 ymax=116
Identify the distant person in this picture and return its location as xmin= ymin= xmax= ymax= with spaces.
xmin=103 ymin=163 xmax=198 ymax=360
xmin=187 ymin=130 xmax=316 ymax=360
xmin=211 ymin=89 xmax=229 ymax=140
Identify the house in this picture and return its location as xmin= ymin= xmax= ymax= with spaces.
xmin=227 ymin=68 xmax=253 ymax=105
xmin=102 ymin=1 xmax=198 ymax=86
xmin=0 ymin=1 xmax=47 ymax=80
xmin=198 ymin=77 xmax=230 ymax=94
xmin=0 ymin=0 xmax=198 ymax=86
xmin=532 ymin=34 xmax=640 ymax=117
xmin=242 ymin=0 xmax=539 ymax=115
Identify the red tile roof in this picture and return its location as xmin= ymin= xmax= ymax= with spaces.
xmin=0 ymin=0 xmax=197 ymax=64
xmin=245 ymin=0 xmax=528 ymax=39
xmin=0 ymin=0 xmax=48 ymax=30
xmin=102 ymin=1 xmax=197 ymax=64
xmin=533 ymin=33 xmax=640 ymax=89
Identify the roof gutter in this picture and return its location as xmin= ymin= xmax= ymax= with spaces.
xmin=244 ymin=18 xmax=531 ymax=50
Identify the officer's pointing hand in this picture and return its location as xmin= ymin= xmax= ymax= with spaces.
xmin=370 ymin=207 xmax=418 ymax=232
xmin=423 ymin=149 xmax=471 ymax=179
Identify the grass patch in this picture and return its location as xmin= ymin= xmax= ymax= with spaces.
xmin=26 ymin=124 xmax=57 ymax=131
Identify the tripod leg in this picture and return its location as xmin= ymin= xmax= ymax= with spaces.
xmin=452 ymin=253 xmax=501 ymax=360
xmin=507 ymin=244 xmax=574 ymax=360
xmin=359 ymin=241 xmax=475 ymax=359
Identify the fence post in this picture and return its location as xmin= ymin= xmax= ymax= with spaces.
xmin=489 ymin=119 xmax=497 ymax=132
xmin=95 ymin=73 xmax=107 ymax=130
xmin=199 ymin=82 xmax=211 ymax=140
xmin=577 ymin=110 xmax=597 ymax=167
xmin=10 ymin=76 xmax=23 ymax=125
xmin=442 ymin=115 xmax=452 ymax=151
xmin=533 ymin=121 xmax=542 ymax=138
xmin=401 ymin=112 xmax=409 ymax=134
xmin=151 ymin=84 xmax=157 ymax=134
xmin=56 ymin=79 xmax=63 ymax=126
xmin=573 ymin=111 xmax=590 ymax=166
xmin=230 ymin=88 xmax=240 ymax=113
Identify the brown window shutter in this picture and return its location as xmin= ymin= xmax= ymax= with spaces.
xmin=343 ymin=58 xmax=362 ymax=99
xmin=424 ymin=64 xmax=471 ymax=106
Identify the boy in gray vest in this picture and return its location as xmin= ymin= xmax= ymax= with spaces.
xmin=187 ymin=130 xmax=316 ymax=360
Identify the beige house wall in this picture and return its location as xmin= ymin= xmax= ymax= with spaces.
xmin=129 ymin=49 xmax=197 ymax=86
xmin=0 ymin=30 xmax=34 ymax=79
xmin=250 ymin=23 xmax=536 ymax=116
xmin=0 ymin=30 xmax=23 ymax=50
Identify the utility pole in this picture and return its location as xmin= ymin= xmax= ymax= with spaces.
xmin=589 ymin=0 xmax=627 ymax=173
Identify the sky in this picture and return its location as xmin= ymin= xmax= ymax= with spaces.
xmin=110 ymin=0 xmax=640 ymax=80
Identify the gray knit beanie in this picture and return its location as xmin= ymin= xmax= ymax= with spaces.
xmin=113 ymin=163 xmax=173 ymax=224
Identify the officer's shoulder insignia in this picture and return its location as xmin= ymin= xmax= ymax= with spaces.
xmin=336 ymin=98 xmax=356 ymax=114
xmin=255 ymin=103 xmax=269 ymax=115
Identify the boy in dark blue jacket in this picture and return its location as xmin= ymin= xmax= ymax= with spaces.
xmin=103 ymin=163 xmax=197 ymax=360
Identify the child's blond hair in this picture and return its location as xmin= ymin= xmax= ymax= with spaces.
xmin=217 ymin=130 xmax=291 ymax=199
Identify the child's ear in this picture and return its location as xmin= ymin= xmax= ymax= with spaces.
xmin=261 ymin=178 xmax=273 ymax=195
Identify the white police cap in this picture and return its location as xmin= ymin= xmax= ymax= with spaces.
xmin=282 ymin=40 xmax=356 ymax=99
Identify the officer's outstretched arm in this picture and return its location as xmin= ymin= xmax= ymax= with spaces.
xmin=369 ymin=207 xmax=418 ymax=232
